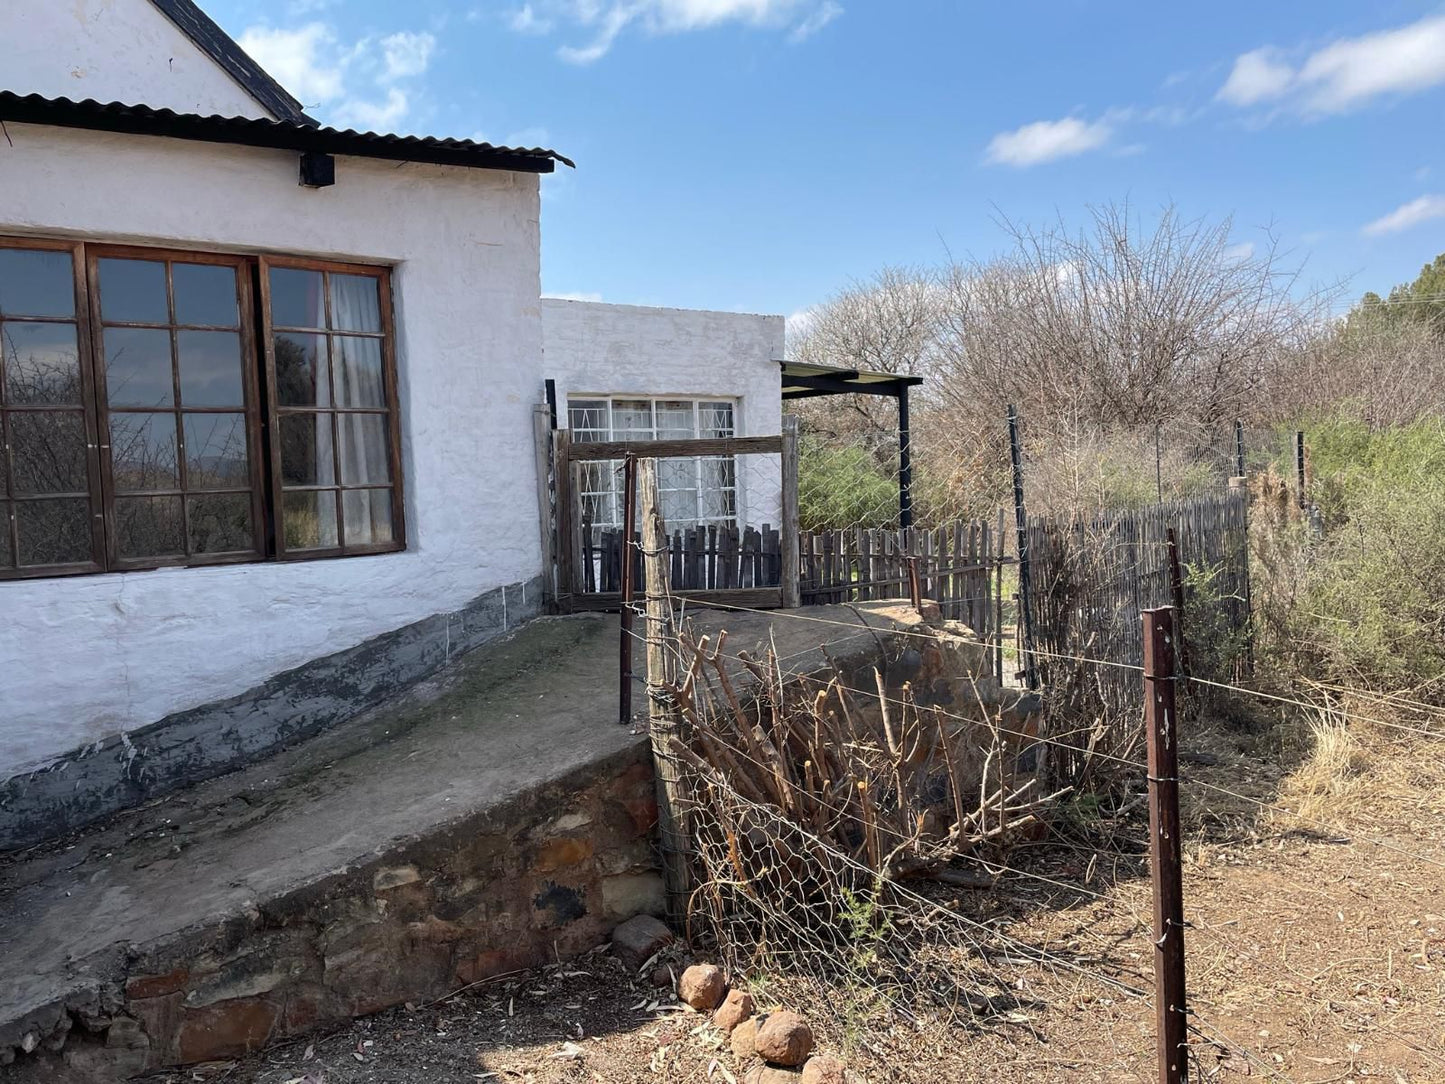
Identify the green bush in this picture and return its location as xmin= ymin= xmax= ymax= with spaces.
xmin=1283 ymin=414 xmax=1445 ymax=696
xmin=798 ymin=443 xmax=899 ymax=530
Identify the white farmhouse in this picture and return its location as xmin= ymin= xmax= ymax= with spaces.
xmin=0 ymin=0 xmax=785 ymax=849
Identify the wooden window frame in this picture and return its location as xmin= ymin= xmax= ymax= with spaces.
xmin=0 ymin=237 xmax=406 ymax=581
xmin=0 ymin=236 xmax=106 ymax=579
xmin=565 ymin=395 xmax=740 ymax=532
xmin=258 ymin=255 xmax=406 ymax=560
xmin=87 ymin=243 xmax=268 ymax=571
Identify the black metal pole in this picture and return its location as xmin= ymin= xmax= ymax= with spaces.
xmin=1233 ymin=420 xmax=1245 ymax=478
xmin=544 ymin=378 xmax=558 ymax=430
xmin=618 ymin=454 xmax=638 ymax=726
xmin=1007 ymin=405 xmax=1038 ymax=690
xmin=1143 ymin=607 xmax=1187 ymax=1084
xmin=897 ymin=384 xmax=913 ymax=530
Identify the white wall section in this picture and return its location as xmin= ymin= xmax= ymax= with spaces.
xmin=0 ymin=124 xmax=543 ymax=773
xmin=0 ymin=0 xmax=273 ymax=117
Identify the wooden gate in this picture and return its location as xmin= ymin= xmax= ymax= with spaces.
xmin=539 ymin=416 xmax=800 ymax=612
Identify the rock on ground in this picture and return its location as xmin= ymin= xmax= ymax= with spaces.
xmin=755 ymin=1010 xmax=813 ymax=1067
xmin=678 ymin=963 xmax=727 ymax=1011
xmin=801 ymin=1054 xmax=847 ymax=1084
xmin=611 ymin=915 xmax=674 ymax=971
xmin=745 ymin=1065 xmax=802 ymax=1084
xmin=731 ymin=1015 xmax=761 ymax=1059
xmin=713 ymin=988 xmax=755 ymax=1032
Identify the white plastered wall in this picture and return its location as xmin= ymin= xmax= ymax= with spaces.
xmin=1 ymin=0 xmax=273 ymax=117
xmin=0 ymin=124 xmax=544 ymax=773
xmin=540 ymin=299 xmax=785 ymax=533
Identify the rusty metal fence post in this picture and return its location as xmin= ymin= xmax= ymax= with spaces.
xmin=1143 ymin=607 xmax=1187 ymax=1084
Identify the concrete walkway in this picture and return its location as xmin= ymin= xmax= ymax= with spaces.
xmin=0 ymin=603 xmax=923 ymax=1076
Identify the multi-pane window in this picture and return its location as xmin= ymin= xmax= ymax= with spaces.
xmin=567 ymin=397 xmax=738 ymax=530
xmin=0 ymin=238 xmax=403 ymax=580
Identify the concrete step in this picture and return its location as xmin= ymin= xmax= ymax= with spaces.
xmin=0 ymin=614 xmax=656 ymax=1080
xmin=0 ymin=602 xmax=926 ymax=1081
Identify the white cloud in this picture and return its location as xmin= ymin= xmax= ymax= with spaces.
xmin=509 ymin=0 xmax=843 ymax=63
xmin=985 ymin=116 xmax=1112 ymax=167
xmin=785 ymin=308 xmax=816 ymax=345
xmin=380 ymin=31 xmax=435 ymax=80
xmin=1217 ymin=47 xmax=1294 ymax=106
xmin=789 ymin=1 xmax=842 ymax=43
xmin=1361 ymin=194 xmax=1445 ymax=236
xmin=508 ymin=4 xmax=555 ymax=34
xmin=1221 ymin=241 xmax=1256 ymax=263
xmin=239 ymin=21 xmax=438 ymax=132
xmin=1218 ymin=15 xmax=1445 ymax=115
xmin=239 ymin=24 xmax=346 ymax=103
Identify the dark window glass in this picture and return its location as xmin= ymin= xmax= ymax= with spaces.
xmin=98 ymin=258 xmax=169 ymax=324
xmin=188 ymin=493 xmax=252 ymax=553
xmin=274 ymin=333 xmax=329 ymax=407
xmin=0 ymin=249 xmax=74 ymax=318
xmin=279 ymin=413 xmax=335 ymax=486
xmin=283 ymin=489 xmax=338 ymax=550
xmin=269 ymin=268 xmax=325 ymax=329
xmin=183 ymin=414 xmax=249 ymax=489
xmin=109 ymin=412 xmax=180 ymax=492
xmin=172 ymin=263 xmax=238 ymax=328
xmin=115 ymin=495 xmax=185 ymax=558
xmin=16 ymin=499 xmax=90 ymax=565
xmin=3 ymin=322 xmax=82 ymax=405
xmin=177 ymin=330 xmax=243 ymax=408
xmin=104 ymin=327 xmax=174 ymax=408
xmin=10 ymin=412 xmax=88 ymax=494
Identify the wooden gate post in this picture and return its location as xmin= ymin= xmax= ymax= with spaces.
xmin=533 ymin=404 xmax=557 ymax=608
xmin=1143 ymin=607 xmax=1187 ymax=1084
xmin=639 ymin=457 xmax=693 ymax=921
xmin=780 ymin=415 xmax=801 ymax=608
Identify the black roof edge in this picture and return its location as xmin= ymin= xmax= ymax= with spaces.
xmin=0 ymin=93 xmax=574 ymax=175
xmin=149 ymin=0 xmax=316 ymax=125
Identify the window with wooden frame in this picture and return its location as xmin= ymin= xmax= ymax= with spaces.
xmin=566 ymin=396 xmax=738 ymax=530
xmin=0 ymin=238 xmax=404 ymax=580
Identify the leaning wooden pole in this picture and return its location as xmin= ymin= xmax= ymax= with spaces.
xmin=1143 ymin=607 xmax=1187 ymax=1084
xmin=639 ymin=457 xmax=692 ymax=922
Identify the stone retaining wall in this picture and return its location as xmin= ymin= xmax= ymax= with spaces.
xmin=3 ymin=743 xmax=659 ymax=1081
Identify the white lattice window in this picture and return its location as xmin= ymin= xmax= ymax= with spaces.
xmin=567 ymin=397 xmax=738 ymax=530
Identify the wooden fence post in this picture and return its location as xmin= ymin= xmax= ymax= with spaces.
xmin=552 ymin=427 xmax=575 ymax=604
xmin=639 ymin=457 xmax=692 ymax=922
xmin=1143 ymin=607 xmax=1187 ymax=1084
xmin=780 ymin=415 xmax=801 ymax=608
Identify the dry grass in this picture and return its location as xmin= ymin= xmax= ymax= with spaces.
xmin=1270 ymin=705 xmax=1371 ymax=826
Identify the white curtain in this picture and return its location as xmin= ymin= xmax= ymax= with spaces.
xmin=329 ymin=275 xmax=390 ymax=544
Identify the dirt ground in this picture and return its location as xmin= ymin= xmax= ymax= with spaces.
xmin=141 ymin=712 xmax=1445 ymax=1084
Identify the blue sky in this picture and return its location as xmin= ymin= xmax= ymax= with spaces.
xmin=210 ymin=0 xmax=1445 ymax=325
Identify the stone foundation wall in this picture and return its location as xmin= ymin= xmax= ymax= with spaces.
xmin=2 ymin=744 xmax=660 ymax=1080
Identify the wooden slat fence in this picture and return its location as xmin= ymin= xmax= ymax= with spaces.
xmin=799 ymin=521 xmax=1000 ymax=641
xmin=1024 ymin=490 xmax=1251 ymax=781
xmin=581 ymin=520 xmax=783 ymax=594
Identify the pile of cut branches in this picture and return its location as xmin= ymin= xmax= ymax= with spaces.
xmin=664 ymin=627 xmax=1069 ymax=886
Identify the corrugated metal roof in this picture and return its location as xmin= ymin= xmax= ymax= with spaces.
xmin=0 ymin=92 xmax=574 ymax=174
